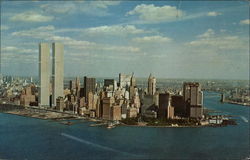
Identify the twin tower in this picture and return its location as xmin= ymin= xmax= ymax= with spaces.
xmin=39 ymin=43 xmax=64 ymax=107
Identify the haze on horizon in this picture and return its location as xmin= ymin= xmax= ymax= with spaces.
xmin=0 ymin=1 xmax=249 ymax=80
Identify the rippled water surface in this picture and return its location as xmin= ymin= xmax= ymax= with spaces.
xmin=0 ymin=92 xmax=249 ymax=159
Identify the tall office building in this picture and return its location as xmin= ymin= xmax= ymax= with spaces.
xmin=171 ymin=95 xmax=185 ymax=116
xmin=148 ymin=74 xmax=156 ymax=95
xmin=119 ymin=73 xmax=131 ymax=88
xmin=75 ymin=77 xmax=81 ymax=90
xmin=84 ymin=76 xmax=96 ymax=103
xmin=158 ymin=93 xmax=174 ymax=119
xmin=102 ymin=97 xmax=115 ymax=120
xmin=129 ymin=74 xmax=136 ymax=100
xmin=39 ymin=43 xmax=50 ymax=106
xmin=104 ymin=79 xmax=116 ymax=91
xmin=52 ymin=43 xmax=64 ymax=106
xmin=104 ymin=79 xmax=115 ymax=87
xmin=75 ymin=77 xmax=81 ymax=98
xmin=69 ymin=80 xmax=76 ymax=91
xmin=130 ymin=73 xmax=136 ymax=87
xmin=183 ymin=82 xmax=203 ymax=118
xmin=110 ymin=105 xmax=121 ymax=121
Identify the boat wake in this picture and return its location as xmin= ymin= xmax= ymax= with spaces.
xmin=61 ymin=133 xmax=139 ymax=157
xmin=240 ymin=116 xmax=248 ymax=123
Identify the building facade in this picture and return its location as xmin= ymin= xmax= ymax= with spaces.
xmin=148 ymin=74 xmax=156 ymax=96
xmin=183 ymin=82 xmax=203 ymax=118
xmin=52 ymin=43 xmax=64 ymax=106
xmin=119 ymin=73 xmax=131 ymax=88
xmin=84 ymin=76 xmax=96 ymax=103
xmin=39 ymin=43 xmax=50 ymax=107
xmin=111 ymin=105 xmax=121 ymax=121
xmin=102 ymin=97 xmax=115 ymax=120
xmin=158 ymin=93 xmax=174 ymax=119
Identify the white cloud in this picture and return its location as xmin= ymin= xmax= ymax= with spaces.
xmin=100 ymin=45 xmax=140 ymax=53
xmin=81 ymin=1 xmax=120 ymax=16
xmin=89 ymin=1 xmax=120 ymax=9
xmin=54 ymin=25 xmax=151 ymax=37
xmin=186 ymin=29 xmax=248 ymax=50
xmin=11 ymin=25 xmax=95 ymax=48
xmin=1 ymin=25 xmax=9 ymax=30
xmin=10 ymin=11 xmax=54 ymax=22
xmin=40 ymin=3 xmax=76 ymax=14
xmin=11 ymin=25 xmax=140 ymax=54
xmin=39 ymin=1 xmax=120 ymax=17
xmin=1 ymin=46 xmax=37 ymax=54
xmin=1 ymin=46 xmax=37 ymax=64
xmin=127 ymin=4 xmax=184 ymax=23
xmin=12 ymin=25 xmax=55 ymax=39
xmin=240 ymin=19 xmax=250 ymax=25
xmin=132 ymin=35 xmax=172 ymax=43
xmin=207 ymin=11 xmax=222 ymax=16
xmin=197 ymin=29 xmax=215 ymax=38
xmin=84 ymin=25 xmax=147 ymax=36
xmin=220 ymin=29 xmax=226 ymax=33
xmin=50 ymin=35 xmax=96 ymax=48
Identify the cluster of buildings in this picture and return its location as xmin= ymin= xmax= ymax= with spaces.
xmin=60 ymin=74 xmax=141 ymax=121
xmin=0 ymin=76 xmax=37 ymax=106
xmin=221 ymin=88 xmax=250 ymax=106
xmin=55 ymin=75 xmax=204 ymax=121
xmin=0 ymin=42 xmax=205 ymax=122
xmin=141 ymin=81 xmax=203 ymax=119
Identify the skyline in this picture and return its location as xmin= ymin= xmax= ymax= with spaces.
xmin=0 ymin=1 xmax=249 ymax=80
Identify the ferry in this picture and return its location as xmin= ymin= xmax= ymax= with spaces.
xmin=107 ymin=122 xmax=116 ymax=129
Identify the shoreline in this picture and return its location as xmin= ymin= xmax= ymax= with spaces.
xmin=0 ymin=106 xmax=234 ymax=128
xmin=119 ymin=123 xmax=207 ymax=128
xmin=223 ymin=101 xmax=250 ymax=107
xmin=1 ymin=111 xmax=208 ymax=128
xmin=2 ymin=110 xmax=82 ymax=121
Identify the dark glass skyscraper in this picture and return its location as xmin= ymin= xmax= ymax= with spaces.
xmin=84 ymin=76 xmax=96 ymax=103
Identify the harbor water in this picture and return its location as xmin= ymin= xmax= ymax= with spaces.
xmin=0 ymin=92 xmax=249 ymax=160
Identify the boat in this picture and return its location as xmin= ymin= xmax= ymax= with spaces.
xmin=61 ymin=121 xmax=73 ymax=125
xmin=107 ymin=125 xmax=115 ymax=129
xmin=107 ymin=122 xmax=116 ymax=129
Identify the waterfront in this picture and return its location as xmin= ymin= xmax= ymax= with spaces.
xmin=0 ymin=92 xmax=249 ymax=160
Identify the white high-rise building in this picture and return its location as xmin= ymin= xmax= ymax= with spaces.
xmin=39 ymin=43 xmax=50 ymax=106
xmin=52 ymin=43 xmax=64 ymax=106
xmin=119 ymin=73 xmax=131 ymax=88
xmin=148 ymin=74 xmax=156 ymax=95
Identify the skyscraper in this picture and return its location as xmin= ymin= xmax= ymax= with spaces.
xmin=119 ymin=73 xmax=131 ymax=88
xmin=39 ymin=43 xmax=50 ymax=106
xmin=84 ymin=76 xmax=96 ymax=103
xmin=158 ymin=93 xmax=174 ymax=119
xmin=130 ymin=73 xmax=136 ymax=87
xmin=69 ymin=80 xmax=76 ymax=91
xmin=129 ymin=73 xmax=136 ymax=100
xmin=52 ymin=43 xmax=64 ymax=106
xmin=183 ymin=82 xmax=203 ymax=118
xmin=102 ymin=97 xmax=115 ymax=120
xmin=148 ymin=74 xmax=156 ymax=95
xmin=75 ymin=77 xmax=81 ymax=98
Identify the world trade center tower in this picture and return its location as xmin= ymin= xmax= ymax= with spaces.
xmin=39 ymin=43 xmax=50 ymax=106
xmin=52 ymin=43 xmax=64 ymax=106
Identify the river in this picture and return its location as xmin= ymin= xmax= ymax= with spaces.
xmin=0 ymin=92 xmax=249 ymax=159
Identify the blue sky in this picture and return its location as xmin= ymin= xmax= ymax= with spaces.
xmin=1 ymin=1 xmax=249 ymax=80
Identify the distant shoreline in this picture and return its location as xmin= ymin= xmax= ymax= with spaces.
xmin=222 ymin=101 xmax=250 ymax=107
